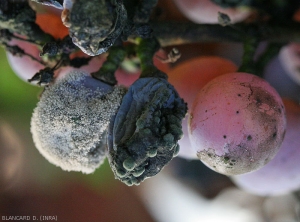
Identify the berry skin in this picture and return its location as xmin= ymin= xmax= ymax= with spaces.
xmin=167 ymin=56 xmax=237 ymax=159
xmin=6 ymin=39 xmax=45 ymax=83
xmin=231 ymin=99 xmax=300 ymax=196
xmin=35 ymin=13 xmax=69 ymax=39
xmin=189 ymin=72 xmax=286 ymax=175
xmin=31 ymin=70 xmax=126 ymax=173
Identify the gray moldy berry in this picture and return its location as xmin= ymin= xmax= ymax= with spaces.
xmin=62 ymin=0 xmax=127 ymax=56
xmin=31 ymin=70 xmax=126 ymax=173
xmin=107 ymin=77 xmax=187 ymax=186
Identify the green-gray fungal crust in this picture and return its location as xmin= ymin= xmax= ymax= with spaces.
xmin=66 ymin=0 xmax=128 ymax=56
xmin=107 ymin=77 xmax=187 ymax=186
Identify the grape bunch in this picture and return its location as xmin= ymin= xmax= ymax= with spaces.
xmin=2 ymin=0 xmax=300 ymax=195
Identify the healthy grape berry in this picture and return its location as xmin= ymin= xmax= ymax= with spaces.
xmin=167 ymin=56 xmax=238 ymax=159
xmin=189 ymin=72 xmax=286 ymax=175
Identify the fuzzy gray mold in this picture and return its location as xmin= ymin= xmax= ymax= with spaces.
xmin=31 ymin=70 xmax=126 ymax=173
xmin=107 ymin=77 xmax=187 ymax=186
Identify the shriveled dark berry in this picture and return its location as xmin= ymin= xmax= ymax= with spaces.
xmin=107 ymin=77 xmax=187 ymax=186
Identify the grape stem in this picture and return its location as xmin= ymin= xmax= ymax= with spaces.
xmin=136 ymin=37 xmax=167 ymax=79
xmin=92 ymin=46 xmax=126 ymax=85
xmin=146 ymin=21 xmax=300 ymax=47
xmin=238 ymin=38 xmax=259 ymax=75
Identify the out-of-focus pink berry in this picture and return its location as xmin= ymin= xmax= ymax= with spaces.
xmin=173 ymin=0 xmax=250 ymax=24
xmin=115 ymin=49 xmax=171 ymax=87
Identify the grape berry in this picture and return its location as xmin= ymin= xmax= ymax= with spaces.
xmin=189 ymin=72 xmax=286 ymax=175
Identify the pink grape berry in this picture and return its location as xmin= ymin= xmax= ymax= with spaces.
xmin=189 ymin=72 xmax=286 ymax=175
xmin=115 ymin=49 xmax=170 ymax=87
xmin=167 ymin=56 xmax=238 ymax=159
xmin=231 ymin=99 xmax=300 ymax=196
xmin=172 ymin=0 xmax=250 ymax=24
xmin=6 ymin=39 xmax=45 ymax=83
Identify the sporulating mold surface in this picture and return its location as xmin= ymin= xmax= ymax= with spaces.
xmin=108 ymin=77 xmax=187 ymax=185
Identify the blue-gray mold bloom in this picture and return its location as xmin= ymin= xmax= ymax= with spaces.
xmin=107 ymin=77 xmax=187 ymax=185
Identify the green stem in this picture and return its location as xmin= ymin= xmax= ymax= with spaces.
xmin=238 ymin=38 xmax=259 ymax=75
xmin=91 ymin=46 xmax=126 ymax=85
xmin=136 ymin=37 xmax=166 ymax=79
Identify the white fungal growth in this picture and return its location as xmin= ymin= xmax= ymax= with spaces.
xmin=31 ymin=70 xmax=126 ymax=173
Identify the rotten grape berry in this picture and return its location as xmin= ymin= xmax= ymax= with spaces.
xmin=107 ymin=76 xmax=187 ymax=185
xmin=31 ymin=70 xmax=126 ymax=173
